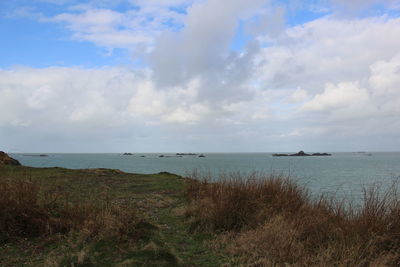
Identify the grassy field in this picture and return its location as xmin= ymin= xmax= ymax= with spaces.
xmin=2 ymin=164 xmax=400 ymax=266
xmin=0 ymin=165 xmax=228 ymax=266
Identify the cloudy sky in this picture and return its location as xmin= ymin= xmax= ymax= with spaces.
xmin=1 ymin=0 xmax=400 ymax=152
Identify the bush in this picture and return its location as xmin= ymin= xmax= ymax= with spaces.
xmin=185 ymin=172 xmax=400 ymax=265
xmin=185 ymin=172 xmax=307 ymax=232
xmin=0 ymin=178 xmax=140 ymax=243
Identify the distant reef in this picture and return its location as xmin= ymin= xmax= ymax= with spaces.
xmin=0 ymin=151 xmax=21 ymax=166
xmin=273 ymin=150 xmax=331 ymax=157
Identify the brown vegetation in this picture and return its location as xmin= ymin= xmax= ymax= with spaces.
xmin=0 ymin=151 xmax=21 ymax=166
xmin=185 ymin=172 xmax=400 ymax=266
xmin=0 ymin=178 xmax=142 ymax=243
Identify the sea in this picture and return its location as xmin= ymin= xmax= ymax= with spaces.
xmin=10 ymin=152 xmax=400 ymax=200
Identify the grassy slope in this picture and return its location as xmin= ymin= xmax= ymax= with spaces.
xmin=0 ymin=166 xmax=228 ymax=266
xmin=184 ymin=174 xmax=400 ymax=266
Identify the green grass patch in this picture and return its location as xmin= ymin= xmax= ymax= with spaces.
xmin=0 ymin=165 xmax=228 ymax=266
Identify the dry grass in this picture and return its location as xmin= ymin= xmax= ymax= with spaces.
xmin=185 ymin=172 xmax=400 ymax=266
xmin=185 ymin=172 xmax=307 ymax=232
xmin=0 ymin=177 xmax=141 ymax=243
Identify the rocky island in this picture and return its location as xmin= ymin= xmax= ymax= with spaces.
xmin=273 ymin=150 xmax=331 ymax=157
xmin=22 ymin=154 xmax=49 ymax=157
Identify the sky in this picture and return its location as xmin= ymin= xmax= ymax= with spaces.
xmin=1 ymin=0 xmax=400 ymax=153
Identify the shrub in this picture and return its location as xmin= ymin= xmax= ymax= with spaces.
xmin=0 ymin=178 xmax=140 ymax=243
xmin=185 ymin=172 xmax=308 ymax=232
xmin=185 ymin=172 xmax=400 ymax=265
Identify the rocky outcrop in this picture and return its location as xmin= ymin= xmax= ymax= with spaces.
xmin=0 ymin=151 xmax=21 ymax=166
xmin=273 ymin=151 xmax=331 ymax=157
xmin=290 ymin=150 xmax=310 ymax=156
xmin=22 ymin=154 xmax=48 ymax=157
xmin=311 ymin=153 xmax=331 ymax=156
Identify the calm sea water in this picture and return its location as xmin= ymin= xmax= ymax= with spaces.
xmin=10 ymin=152 xmax=400 ymax=199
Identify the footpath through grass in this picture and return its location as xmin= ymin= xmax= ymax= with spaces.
xmin=0 ymin=165 xmax=229 ymax=266
xmin=3 ymin=163 xmax=400 ymax=266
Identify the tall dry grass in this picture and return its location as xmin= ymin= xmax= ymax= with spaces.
xmin=0 ymin=178 xmax=140 ymax=243
xmin=185 ymin=172 xmax=400 ymax=266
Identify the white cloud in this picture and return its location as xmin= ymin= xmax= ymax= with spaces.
xmin=301 ymin=54 xmax=400 ymax=123
xmin=286 ymin=87 xmax=308 ymax=104
xmin=0 ymin=88 xmax=30 ymax=126
xmin=26 ymin=85 xmax=54 ymax=109
xmin=301 ymin=82 xmax=369 ymax=112
xmin=48 ymin=4 xmax=185 ymax=50
xmin=294 ymin=54 xmax=400 ymax=135
xmin=0 ymin=66 xmax=138 ymax=128
xmin=150 ymin=0 xmax=267 ymax=82
xmin=368 ymin=54 xmax=400 ymax=117
xmin=127 ymin=77 xmax=211 ymax=125
xmin=2 ymin=1 xmax=400 ymax=152
xmin=256 ymin=17 xmax=400 ymax=93
xmin=134 ymin=0 xmax=193 ymax=6
xmin=370 ymin=54 xmax=400 ymax=97
xmin=250 ymin=16 xmax=400 ymax=141
xmin=0 ymin=66 xmax=246 ymax=130
xmin=163 ymin=108 xmax=200 ymax=124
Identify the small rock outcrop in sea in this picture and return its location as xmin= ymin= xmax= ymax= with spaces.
xmin=273 ymin=153 xmax=290 ymax=157
xmin=0 ymin=151 xmax=21 ymax=166
xmin=176 ymin=153 xmax=197 ymax=156
xmin=290 ymin=150 xmax=310 ymax=156
xmin=273 ymin=150 xmax=331 ymax=157
xmin=311 ymin=152 xmax=331 ymax=156
xmin=198 ymin=154 xmax=205 ymax=157
xmin=123 ymin=153 xmax=133 ymax=155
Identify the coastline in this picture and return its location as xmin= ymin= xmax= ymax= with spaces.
xmin=2 ymin=156 xmax=400 ymax=265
